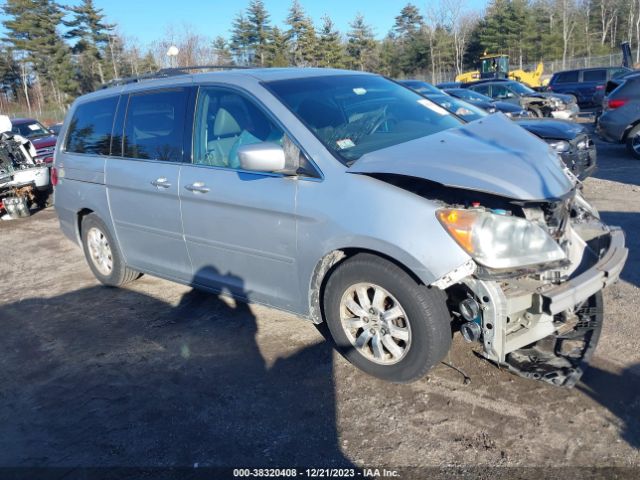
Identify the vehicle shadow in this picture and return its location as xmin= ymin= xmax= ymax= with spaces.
xmin=591 ymin=139 xmax=640 ymax=186
xmin=577 ymin=363 xmax=640 ymax=449
xmin=598 ymin=211 xmax=639 ymax=288
xmin=0 ymin=268 xmax=354 ymax=468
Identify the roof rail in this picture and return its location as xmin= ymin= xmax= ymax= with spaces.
xmin=101 ymin=64 xmax=257 ymax=89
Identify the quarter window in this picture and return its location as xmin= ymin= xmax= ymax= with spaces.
xmin=65 ymin=96 xmax=118 ymax=155
xmin=193 ymin=87 xmax=284 ymax=169
xmin=123 ymin=89 xmax=188 ymax=162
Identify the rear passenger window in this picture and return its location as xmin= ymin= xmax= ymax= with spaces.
xmin=65 ymin=96 xmax=118 ymax=155
xmin=554 ymin=71 xmax=579 ymax=83
xmin=123 ymin=89 xmax=187 ymax=162
xmin=583 ymin=70 xmax=606 ymax=82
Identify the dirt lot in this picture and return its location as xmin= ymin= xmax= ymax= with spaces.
xmin=0 ymin=135 xmax=639 ymax=475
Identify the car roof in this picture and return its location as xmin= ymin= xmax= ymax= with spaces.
xmin=10 ymin=117 xmax=37 ymax=124
xmin=75 ymin=67 xmax=374 ymax=104
xmin=552 ymin=66 xmax=630 ymax=75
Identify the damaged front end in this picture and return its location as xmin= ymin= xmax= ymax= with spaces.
xmin=0 ymin=125 xmax=51 ymax=218
xmin=435 ymin=190 xmax=627 ymax=387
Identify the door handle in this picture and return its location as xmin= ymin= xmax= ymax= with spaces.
xmin=151 ymin=177 xmax=171 ymax=189
xmin=185 ymin=181 xmax=210 ymax=194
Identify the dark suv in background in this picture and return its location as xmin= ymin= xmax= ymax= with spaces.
xmin=548 ymin=67 xmax=631 ymax=107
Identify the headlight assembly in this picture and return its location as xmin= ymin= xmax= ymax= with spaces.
xmin=546 ymin=139 xmax=571 ymax=153
xmin=436 ymin=208 xmax=566 ymax=269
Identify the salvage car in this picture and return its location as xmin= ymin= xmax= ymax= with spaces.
xmin=596 ymin=71 xmax=640 ymax=159
xmin=10 ymin=117 xmax=57 ymax=164
xmin=443 ymin=87 xmax=530 ymax=118
xmin=402 ymin=82 xmax=596 ymax=179
xmin=0 ymin=116 xmax=52 ymax=217
xmin=463 ymin=79 xmax=579 ymax=119
xmin=54 ymin=68 xmax=626 ymax=386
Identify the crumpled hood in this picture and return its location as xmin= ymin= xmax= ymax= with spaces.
xmin=514 ymin=118 xmax=586 ymax=140
xmin=348 ymin=114 xmax=574 ymax=201
xmin=526 ymin=92 xmax=575 ymax=104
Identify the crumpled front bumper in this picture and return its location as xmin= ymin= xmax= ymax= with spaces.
xmin=541 ymin=228 xmax=627 ymax=315
xmin=551 ymin=103 xmax=580 ymax=120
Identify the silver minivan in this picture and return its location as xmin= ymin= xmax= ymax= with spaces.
xmin=54 ymin=68 xmax=627 ymax=386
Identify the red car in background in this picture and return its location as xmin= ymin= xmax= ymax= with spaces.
xmin=10 ymin=117 xmax=57 ymax=164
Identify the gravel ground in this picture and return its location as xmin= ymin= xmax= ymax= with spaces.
xmin=0 ymin=136 xmax=638 ymax=475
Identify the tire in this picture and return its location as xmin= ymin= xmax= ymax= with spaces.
xmin=35 ymin=189 xmax=53 ymax=209
xmin=322 ymin=253 xmax=452 ymax=383
xmin=81 ymin=213 xmax=141 ymax=287
xmin=625 ymin=124 xmax=640 ymax=160
xmin=527 ymin=106 xmax=543 ymax=118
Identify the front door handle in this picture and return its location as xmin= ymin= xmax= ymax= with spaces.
xmin=151 ymin=177 xmax=171 ymax=189
xmin=185 ymin=181 xmax=210 ymax=194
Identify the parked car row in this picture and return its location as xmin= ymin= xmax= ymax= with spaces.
xmin=52 ymin=67 xmax=627 ymax=388
xmin=400 ymin=80 xmax=596 ymax=179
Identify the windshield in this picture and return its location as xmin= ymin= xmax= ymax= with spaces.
xmin=448 ymin=88 xmax=493 ymax=103
xmin=11 ymin=121 xmax=51 ymax=139
xmin=400 ymin=80 xmax=441 ymax=96
xmin=429 ymin=96 xmax=487 ymax=122
xmin=508 ymin=82 xmax=535 ymax=95
xmin=266 ymin=75 xmax=462 ymax=164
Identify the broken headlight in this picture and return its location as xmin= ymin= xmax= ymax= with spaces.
xmin=436 ymin=208 xmax=566 ymax=269
xmin=546 ymin=139 xmax=570 ymax=153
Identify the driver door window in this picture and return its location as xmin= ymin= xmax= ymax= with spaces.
xmin=491 ymin=85 xmax=512 ymax=99
xmin=193 ymin=87 xmax=284 ymax=170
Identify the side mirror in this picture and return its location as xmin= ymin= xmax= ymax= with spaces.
xmin=237 ymin=142 xmax=286 ymax=173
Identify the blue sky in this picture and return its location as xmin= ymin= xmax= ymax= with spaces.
xmin=2 ymin=0 xmax=489 ymax=47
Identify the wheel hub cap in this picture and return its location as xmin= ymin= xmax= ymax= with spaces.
xmin=339 ymin=283 xmax=411 ymax=365
xmin=87 ymin=227 xmax=113 ymax=276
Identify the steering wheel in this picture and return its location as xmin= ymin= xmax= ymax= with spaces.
xmin=365 ymin=106 xmax=388 ymax=135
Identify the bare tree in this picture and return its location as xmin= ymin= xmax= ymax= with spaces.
xmin=559 ymin=0 xmax=577 ymax=68
xmin=442 ymin=0 xmax=478 ymax=76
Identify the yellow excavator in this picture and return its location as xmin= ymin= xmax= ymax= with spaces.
xmin=455 ymin=53 xmax=545 ymax=88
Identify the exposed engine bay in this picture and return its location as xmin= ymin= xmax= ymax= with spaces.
xmin=372 ymin=172 xmax=627 ymax=387
xmin=0 ymin=115 xmax=51 ymax=219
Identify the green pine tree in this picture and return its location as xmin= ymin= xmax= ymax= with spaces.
xmin=246 ymin=0 xmax=271 ymax=66
xmin=64 ymin=0 xmax=114 ymax=90
xmin=213 ymin=36 xmax=233 ymax=65
xmin=346 ymin=13 xmax=376 ymax=71
xmin=317 ymin=16 xmax=347 ymax=68
xmin=265 ymin=27 xmax=289 ymax=67
xmin=285 ymin=0 xmax=317 ymax=66
xmin=230 ymin=13 xmax=253 ymax=65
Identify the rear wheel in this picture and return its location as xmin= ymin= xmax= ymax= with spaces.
xmin=625 ymin=124 xmax=640 ymax=160
xmin=81 ymin=213 xmax=141 ymax=287
xmin=322 ymin=253 xmax=452 ymax=383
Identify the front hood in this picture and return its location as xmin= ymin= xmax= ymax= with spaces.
xmin=348 ymin=114 xmax=574 ymax=201
xmin=514 ymin=118 xmax=585 ymax=140
xmin=492 ymin=101 xmax=523 ymax=113
xmin=526 ymin=92 xmax=575 ymax=103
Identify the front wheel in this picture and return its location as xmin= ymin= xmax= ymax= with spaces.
xmin=81 ymin=213 xmax=141 ymax=287
xmin=322 ymin=253 xmax=452 ymax=383
xmin=625 ymin=124 xmax=640 ymax=160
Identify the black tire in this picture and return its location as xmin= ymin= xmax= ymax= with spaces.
xmin=35 ymin=189 xmax=53 ymax=209
xmin=528 ymin=106 xmax=543 ymax=118
xmin=322 ymin=253 xmax=452 ymax=383
xmin=81 ymin=213 xmax=141 ymax=287
xmin=625 ymin=124 xmax=640 ymax=160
